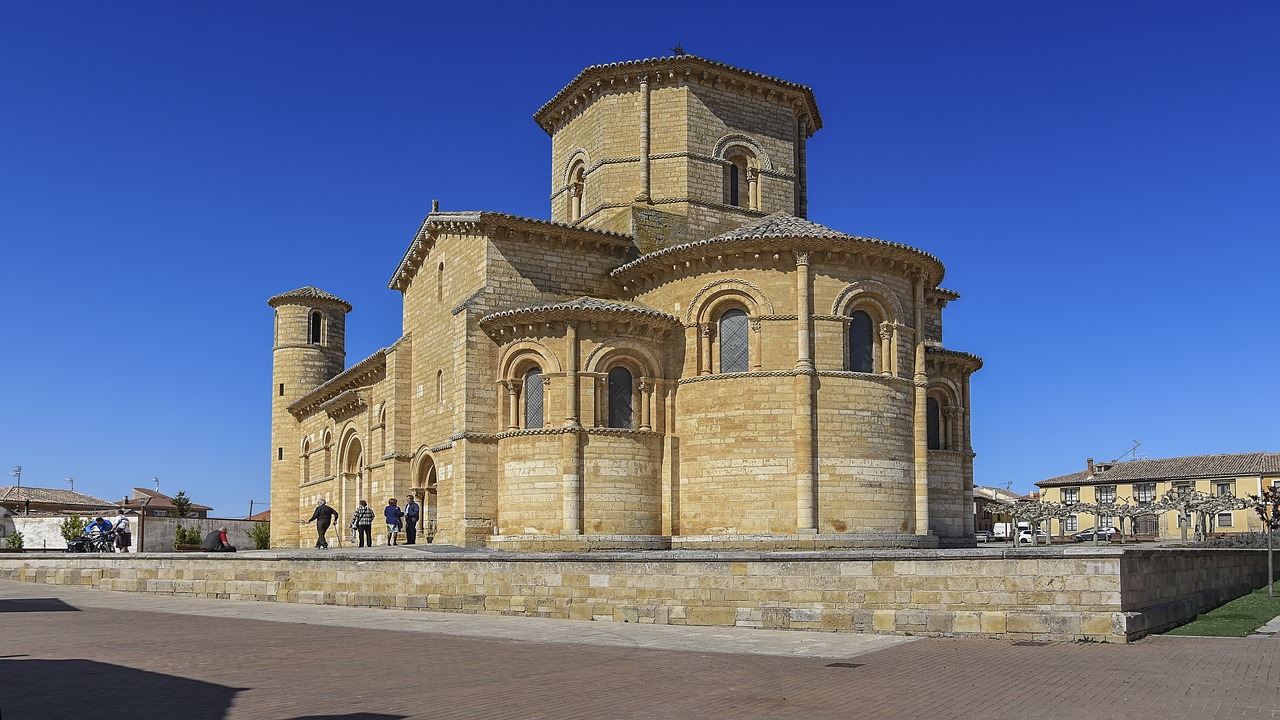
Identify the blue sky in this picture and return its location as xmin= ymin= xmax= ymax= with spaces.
xmin=2 ymin=1 xmax=1277 ymax=515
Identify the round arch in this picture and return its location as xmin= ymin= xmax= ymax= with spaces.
xmin=832 ymin=280 xmax=903 ymax=324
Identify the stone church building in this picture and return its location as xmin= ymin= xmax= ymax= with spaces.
xmin=269 ymin=54 xmax=982 ymax=550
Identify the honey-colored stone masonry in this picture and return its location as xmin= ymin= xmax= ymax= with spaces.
xmin=268 ymin=54 xmax=981 ymax=552
xmin=1 ymin=548 xmax=1267 ymax=642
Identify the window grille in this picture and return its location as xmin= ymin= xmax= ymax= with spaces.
xmin=719 ymin=309 xmax=749 ymax=373
xmin=847 ymin=310 xmax=874 ymax=372
xmin=607 ymin=367 xmax=634 ymax=429
xmin=1217 ymin=512 xmax=1234 ymax=528
xmin=1135 ymin=516 xmax=1158 ymax=534
xmin=523 ymin=368 xmax=544 ymax=429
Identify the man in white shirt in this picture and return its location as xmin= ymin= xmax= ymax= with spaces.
xmin=112 ymin=510 xmax=132 ymax=553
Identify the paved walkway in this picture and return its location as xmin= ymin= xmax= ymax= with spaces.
xmin=3 ymin=579 xmax=1279 ymax=719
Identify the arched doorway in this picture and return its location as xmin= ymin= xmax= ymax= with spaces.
xmin=415 ymin=455 xmax=437 ymax=543
xmin=340 ymin=433 xmax=363 ymax=538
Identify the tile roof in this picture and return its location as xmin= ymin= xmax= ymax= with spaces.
xmin=267 ymin=286 xmax=352 ymax=312
xmin=0 ymin=486 xmax=114 ymax=507
xmin=1036 ymin=452 xmax=1280 ymax=488
xmin=481 ymin=296 xmax=680 ymax=326
xmin=609 ymin=212 xmax=944 ymax=281
xmin=535 ymin=54 xmax=821 ymax=136
xmin=126 ymin=488 xmax=213 ymax=512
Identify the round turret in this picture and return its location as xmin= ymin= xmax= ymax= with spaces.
xmin=267 ymin=286 xmax=351 ymax=547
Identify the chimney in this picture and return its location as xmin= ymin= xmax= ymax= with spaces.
xmin=1087 ymin=457 xmax=1095 ymax=474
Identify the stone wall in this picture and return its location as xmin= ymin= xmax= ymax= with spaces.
xmin=11 ymin=516 xmax=261 ymax=552
xmin=1 ymin=548 xmax=1266 ymax=643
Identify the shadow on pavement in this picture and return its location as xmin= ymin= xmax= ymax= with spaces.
xmin=0 ymin=658 xmax=242 ymax=719
xmin=0 ymin=598 xmax=80 ymax=612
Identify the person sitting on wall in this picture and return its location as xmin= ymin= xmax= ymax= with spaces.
xmin=200 ymin=527 xmax=237 ymax=552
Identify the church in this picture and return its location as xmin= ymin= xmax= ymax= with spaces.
xmin=269 ymin=53 xmax=982 ymax=550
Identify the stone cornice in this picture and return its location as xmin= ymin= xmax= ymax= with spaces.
xmin=534 ymin=54 xmax=822 ymax=138
xmin=388 ymin=211 xmax=636 ymax=292
xmin=925 ymin=346 xmax=984 ymax=373
xmin=288 ymin=349 xmax=389 ymax=418
xmin=319 ymin=389 xmax=367 ymax=421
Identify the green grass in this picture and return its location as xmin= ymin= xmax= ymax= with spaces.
xmin=1164 ymin=583 xmax=1280 ymax=637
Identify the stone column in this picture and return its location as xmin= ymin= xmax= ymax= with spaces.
xmin=700 ymin=324 xmax=713 ymax=375
xmin=797 ymin=116 xmax=809 ymax=218
xmin=794 ymin=250 xmax=814 ymax=372
xmin=638 ymin=379 xmax=653 ymax=431
xmin=891 ymin=324 xmax=902 ymax=377
xmin=569 ymin=184 xmax=581 ymax=222
xmin=912 ymin=274 xmax=930 ymax=536
xmin=565 ymin=320 xmax=580 ymax=427
xmin=746 ymin=167 xmax=759 ymax=210
xmin=637 ymin=75 xmax=651 ymax=203
xmin=505 ymin=380 xmax=519 ymax=430
xmin=794 ymin=250 xmax=817 ymax=533
xmin=878 ymin=322 xmax=893 ymax=375
xmin=562 ymin=429 xmax=583 ymax=535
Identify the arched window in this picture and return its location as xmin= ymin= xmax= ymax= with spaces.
xmin=523 ymin=368 xmax=544 ymax=429
xmin=437 ymin=262 xmax=444 ymax=302
xmin=301 ymin=439 xmax=311 ymax=482
xmin=607 ymin=366 xmax=634 ymax=429
xmin=927 ymin=397 xmax=942 ymax=450
xmin=436 ymin=370 xmax=444 ymax=406
xmin=723 ymin=150 xmax=757 ymax=210
xmin=847 ymin=310 xmax=874 ymax=373
xmin=308 ymin=311 xmax=322 ymax=345
xmin=568 ymin=161 xmax=585 ymax=222
xmin=719 ymin=309 xmax=749 ymax=373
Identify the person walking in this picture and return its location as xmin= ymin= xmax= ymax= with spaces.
xmin=351 ymin=500 xmax=374 ymax=547
xmin=403 ymin=495 xmax=421 ymax=545
xmin=384 ymin=498 xmax=404 ymax=546
xmin=305 ymin=499 xmax=339 ymax=549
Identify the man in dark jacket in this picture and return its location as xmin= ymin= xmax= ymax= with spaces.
xmin=403 ymin=495 xmax=421 ymax=545
xmin=305 ymin=499 xmax=339 ymax=549
xmin=200 ymin=527 xmax=236 ymax=552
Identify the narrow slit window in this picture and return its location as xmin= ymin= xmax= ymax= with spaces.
xmin=309 ymin=311 xmax=322 ymax=345
xmin=926 ymin=397 xmax=942 ymax=450
xmin=523 ymin=368 xmax=544 ymax=429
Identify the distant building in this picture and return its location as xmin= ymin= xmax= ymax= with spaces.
xmin=0 ymin=486 xmax=116 ymax=516
xmin=247 ymin=509 xmax=271 ymax=522
xmin=973 ymin=486 xmax=1025 ymax=533
xmin=119 ymin=488 xmax=212 ymax=518
xmin=1035 ymin=453 xmax=1280 ymax=538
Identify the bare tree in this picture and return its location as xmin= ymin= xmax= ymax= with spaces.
xmin=1246 ymin=485 xmax=1280 ymax=597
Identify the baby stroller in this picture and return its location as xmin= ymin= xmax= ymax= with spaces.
xmin=67 ymin=530 xmax=116 ymax=553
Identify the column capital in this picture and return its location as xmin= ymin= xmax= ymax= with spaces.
xmin=793 ymin=249 xmax=811 ymax=266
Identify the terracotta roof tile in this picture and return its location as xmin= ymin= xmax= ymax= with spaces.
xmin=481 ymin=296 xmax=679 ymax=326
xmin=267 ymin=286 xmax=352 ymax=312
xmin=0 ymin=486 xmax=114 ymax=507
xmin=1036 ymin=452 xmax=1279 ymax=488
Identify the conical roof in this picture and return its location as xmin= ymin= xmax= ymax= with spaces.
xmin=267 ymin=286 xmax=352 ymax=311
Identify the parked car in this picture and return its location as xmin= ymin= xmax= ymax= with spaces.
xmin=1072 ymin=527 xmax=1119 ymax=542
xmin=975 ymin=530 xmax=993 ymax=543
xmin=1016 ymin=529 xmax=1048 ymax=544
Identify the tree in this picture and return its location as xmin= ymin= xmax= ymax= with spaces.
xmin=1161 ymin=487 xmax=1213 ymax=543
xmin=169 ymin=491 xmax=194 ymax=519
xmin=1246 ymin=485 xmax=1280 ymax=597
xmin=59 ymin=513 xmax=87 ymax=542
xmin=249 ymin=521 xmax=271 ymax=550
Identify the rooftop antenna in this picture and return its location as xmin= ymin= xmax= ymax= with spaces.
xmin=1113 ymin=440 xmax=1143 ymax=463
xmin=670 ymin=43 xmax=685 ymax=56
xmin=9 ymin=466 xmax=20 ymax=487
xmin=66 ymin=477 xmax=74 ymax=493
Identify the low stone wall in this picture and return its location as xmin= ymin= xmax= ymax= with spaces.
xmin=0 ymin=547 xmax=1268 ymax=642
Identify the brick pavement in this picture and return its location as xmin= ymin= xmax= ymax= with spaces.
xmin=2 ymin=580 xmax=1278 ymax=720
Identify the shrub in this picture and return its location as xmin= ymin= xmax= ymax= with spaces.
xmin=6 ymin=531 xmax=24 ymax=550
xmin=1200 ymin=532 xmax=1271 ymax=549
xmin=60 ymin=514 xmax=87 ymax=542
xmin=249 ymin=521 xmax=271 ymax=550
xmin=174 ymin=525 xmax=203 ymax=548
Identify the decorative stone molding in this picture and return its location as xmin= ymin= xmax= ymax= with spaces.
xmin=684 ymin=278 xmax=775 ymax=323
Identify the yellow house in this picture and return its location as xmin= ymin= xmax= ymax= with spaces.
xmin=1035 ymin=453 xmax=1280 ymax=539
